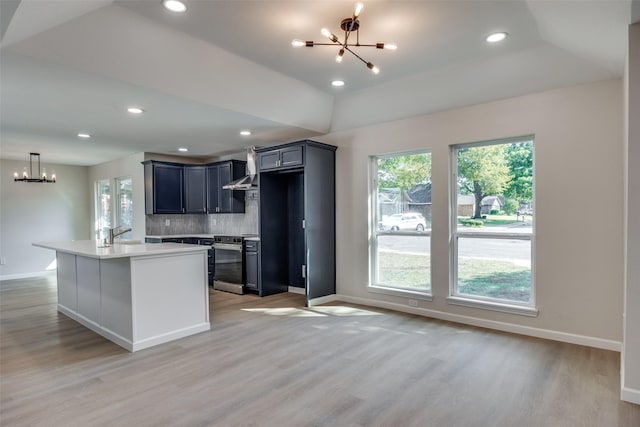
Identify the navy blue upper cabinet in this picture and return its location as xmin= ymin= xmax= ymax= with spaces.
xmin=207 ymin=160 xmax=246 ymax=214
xmin=185 ymin=166 xmax=207 ymax=213
xmin=257 ymin=144 xmax=303 ymax=171
xmin=143 ymin=161 xmax=185 ymax=214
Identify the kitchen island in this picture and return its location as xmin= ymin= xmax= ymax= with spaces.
xmin=33 ymin=241 xmax=210 ymax=352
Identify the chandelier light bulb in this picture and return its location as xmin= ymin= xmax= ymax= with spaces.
xmin=52 ymin=172 xmax=56 ymax=182
xmin=384 ymin=43 xmax=397 ymax=50
xmin=354 ymin=2 xmax=364 ymax=17
xmin=367 ymin=62 xmax=380 ymax=74
xmin=23 ymin=168 xmax=28 ymax=178
xmin=336 ymin=49 xmax=345 ymax=63
xmin=13 ymin=171 xmax=18 ymax=179
xmin=321 ymin=28 xmax=331 ymax=38
xmin=291 ymin=39 xmax=305 ymax=48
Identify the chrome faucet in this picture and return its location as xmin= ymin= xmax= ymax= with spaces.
xmin=108 ymin=226 xmax=132 ymax=244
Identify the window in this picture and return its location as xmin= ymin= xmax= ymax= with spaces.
xmin=115 ymin=177 xmax=133 ymax=239
xmin=95 ymin=176 xmax=133 ymax=241
xmin=95 ymin=179 xmax=111 ymax=240
xmin=450 ymin=137 xmax=535 ymax=313
xmin=370 ymin=150 xmax=432 ymax=295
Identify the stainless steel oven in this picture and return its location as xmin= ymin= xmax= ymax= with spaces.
xmin=212 ymin=236 xmax=244 ymax=294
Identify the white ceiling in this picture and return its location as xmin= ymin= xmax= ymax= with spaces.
xmin=0 ymin=0 xmax=637 ymax=166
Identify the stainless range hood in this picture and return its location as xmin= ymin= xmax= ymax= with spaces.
xmin=222 ymin=146 xmax=257 ymax=190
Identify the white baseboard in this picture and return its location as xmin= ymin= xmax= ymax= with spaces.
xmin=58 ymin=304 xmax=210 ymax=352
xmin=621 ymin=386 xmax=640 ymax=404
xmin=307 ymin=294 xmax=337 ymax=306
xmin=326 ymin=294 xmax=621 ymax=352
xmin=0 ymin=270 xmax=55 ymax=281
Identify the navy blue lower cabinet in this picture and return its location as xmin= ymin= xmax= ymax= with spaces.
xmin=244 ymin=240 xmax=260 ymax=293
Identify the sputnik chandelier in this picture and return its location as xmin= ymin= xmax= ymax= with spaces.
xmin=291 ymin=2 xmax=396 ymax=74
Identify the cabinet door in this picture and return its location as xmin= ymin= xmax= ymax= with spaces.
xmin=206 ymin=165 xmax=220 ymax=213
xmin=217 ymin=163 xmax=232 ymax=213
xmin=154 ymin=164 xmax=184 ymax=214
xmin=245 ymin=248 xmax=259 ymax=290
xmin=185 ymin=166 xmax=207 ymax=213
xmin=258 ymin=151 xmax=280 ymax=171
xmin=280 ymin=145 xmax=304 ymax=168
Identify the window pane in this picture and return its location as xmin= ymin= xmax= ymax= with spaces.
xmin=376 ymin=235 xmax=430 ymax=291
xmin=95 ymin=179 xmax=111 ymax=240
xmin=457 ymin=237 xmax=531 ymax=303
xmin=373 ymin=151 xmax=432 ymax=292
xmin=115 ymin=177 xmax=133 ymax=239
xmin=456 ymin=141 xmax=533 ymax=233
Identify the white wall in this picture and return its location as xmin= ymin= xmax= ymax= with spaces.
xmin=87 ymin=152 xmax=145 ymax=242
xmin=0 ymin=159 xmax=90 ymax=279
xmin=622 ymin=22 xmax=640 ymax=404
xmin=321 ymin=79 xmax=624 ymax=345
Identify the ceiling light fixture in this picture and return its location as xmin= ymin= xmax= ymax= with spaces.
xmin=127 ymin=107 xmax=144 ymax=114
xmin=331 ymin=80 xmax=345 ymax=87
xmin=178 ymin=147 xmax=188 ymax=152
xmin=291 ymin=2 xmax=396 ymax=74
xmin=240 ymin=130 xmax=252 ymax=136
xmin=486 ymin=32 xmax=508 ymax=43
xmin=162 ymin=0 xmax=186 ymax=13
xmin=77 ymin=133 xmax=91 ymax=139
xmin=13 ymin=153 xmax=56 ymax=183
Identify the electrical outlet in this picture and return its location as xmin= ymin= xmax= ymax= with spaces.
xmin=0 ymin=257 xmax=6 ymax=265
xmin=408 ymin=299 xmax=418 ymax=307
xmin=165 ymin=219 xmax=170 ymax=226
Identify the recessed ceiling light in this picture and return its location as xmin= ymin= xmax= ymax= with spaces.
xmin=240 ymin=130 xmax=252 ymax=136
xmin=77 ymin=133 xmax=91 ymax=139
xmin=486 ymin=32 xmax=508 ymax=43
xmin=163 ymin=0 xmax=186 ymax=13
xmin=127 ymin=107 xmax=144 ymax=114
xmin=331 ymin=80 xmax=345 ymax=87
xmin=178 ymin=147 xmax=188 ymax=152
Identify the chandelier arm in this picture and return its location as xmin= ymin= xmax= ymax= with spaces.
xmin=344 ymin=45 xmax=369 ymax=66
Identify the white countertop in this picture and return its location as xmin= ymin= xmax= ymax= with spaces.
xmin=33 ymin=240 xmax=208 ymax=259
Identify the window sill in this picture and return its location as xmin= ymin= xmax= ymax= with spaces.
xmin=368 ymin=285 xmax=433 ymax=301
xmin=446 ymin=296 xmax=538 ymax=317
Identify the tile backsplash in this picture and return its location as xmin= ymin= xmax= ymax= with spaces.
xmin=145 ymin=192 xmax=258 ymax=236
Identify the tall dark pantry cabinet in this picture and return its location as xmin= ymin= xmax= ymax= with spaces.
xmin=256 ymin=140 xmax=337 ymax=306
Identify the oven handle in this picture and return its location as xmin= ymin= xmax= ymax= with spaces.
xmin=213 ymin=243 xmax=243 ymax=252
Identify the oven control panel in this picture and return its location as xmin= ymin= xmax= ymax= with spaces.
xmin=214 ymin=236 xmax=243 ymax=244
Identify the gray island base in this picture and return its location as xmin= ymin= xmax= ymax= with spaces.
xmin=33 ymin=241 xmax=210 ymax=352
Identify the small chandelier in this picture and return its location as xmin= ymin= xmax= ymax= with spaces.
xmin=291 ymin=2 xmax=396 ymax=74
xmin=13 ymin=153 xmax=56 ymax=183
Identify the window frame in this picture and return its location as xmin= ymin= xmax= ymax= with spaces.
xmin=94 ymin=175 xmax=133 ymax=242
xmin=369 ymin=149 xmax=433 ymax=299
xmin=448 ymin=136 xmax=537 ymax=316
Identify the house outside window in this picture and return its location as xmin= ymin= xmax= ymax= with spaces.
xmin=449 ymin=137 xmax=536 ymax=315
xmin=370 ymin=150 xmax=432 ymax=296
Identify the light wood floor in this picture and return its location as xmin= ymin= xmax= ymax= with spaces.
xmin=1 ymin=276 xmax=639 ymax=427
